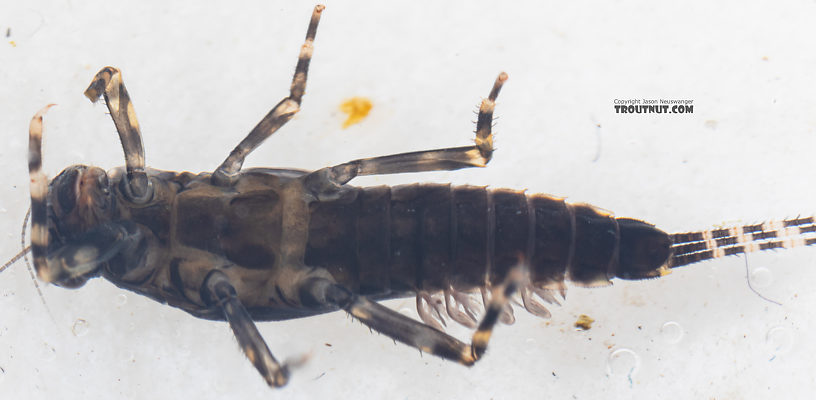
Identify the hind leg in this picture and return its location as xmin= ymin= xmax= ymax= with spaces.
xmin=302 ymin=72 xmax=506 ymax=201
xmin=300 ymin=267 xmax=521 ymax=365
xmin=308 ymin=72 xmax=508 ymax=190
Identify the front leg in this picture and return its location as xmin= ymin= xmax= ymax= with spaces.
xmin=84 ymin=67 xmax=150 ymax=202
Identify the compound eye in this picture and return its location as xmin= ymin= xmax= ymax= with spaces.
xmin=53 ymin=167 xmax=82 ymax=215
xmin=55 ymin=276 xmax=90 ymax=289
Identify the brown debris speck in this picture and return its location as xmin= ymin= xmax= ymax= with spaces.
xmin=574 ymin=314 xmax=594 ymax=330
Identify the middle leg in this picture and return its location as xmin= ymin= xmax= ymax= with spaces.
xmin=213 ymin=5 xmax=326 ymax=186
xmin=202 ymin=270 xmax=292 ymax=387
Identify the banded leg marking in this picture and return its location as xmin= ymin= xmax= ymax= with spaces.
xmin=212 ymin=5 xmax=326 ymax=186
xmin=84 ymin=67 xmax=150 ymax=201
xmin=203 ymin=270 xmax=290 ymax=387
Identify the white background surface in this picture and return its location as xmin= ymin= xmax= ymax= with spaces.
xmin=1 ymin=0 xmax=815 ymax=399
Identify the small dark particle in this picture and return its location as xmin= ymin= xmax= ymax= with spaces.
xmin=5 ymin=28 xmax=10 ymax=38
xmin=324 ymin=343 xmax=332 ymax=347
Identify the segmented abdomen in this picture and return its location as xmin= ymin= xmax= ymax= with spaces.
xmin=305 ymin=184 xmax=672 ymax=297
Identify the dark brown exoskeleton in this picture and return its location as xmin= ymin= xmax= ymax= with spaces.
xmin=19 ymin=5 xmax=816 ymax=388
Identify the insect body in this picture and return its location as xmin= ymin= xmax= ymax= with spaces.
xmin=17 ymin=5 xmax=816 ymax=389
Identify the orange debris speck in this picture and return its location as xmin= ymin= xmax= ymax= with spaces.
xmin=339 ymin=97 xmax=372 ymax=129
